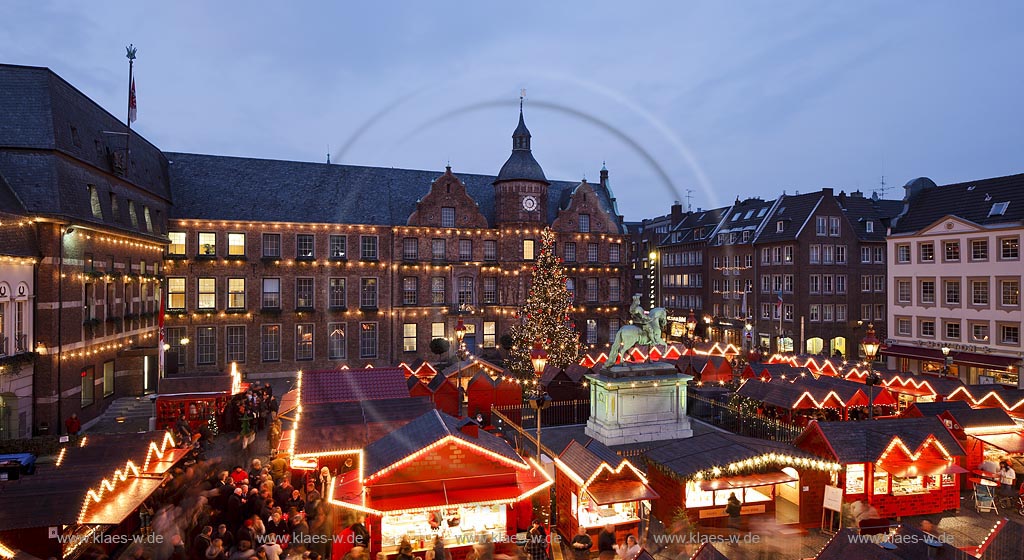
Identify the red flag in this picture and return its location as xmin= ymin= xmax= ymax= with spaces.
xmin=128 ymin=77 xmax=137 ymax=123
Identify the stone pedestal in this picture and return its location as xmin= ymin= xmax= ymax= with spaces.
xmin=585 ymin=362 xmax=693 ymax=446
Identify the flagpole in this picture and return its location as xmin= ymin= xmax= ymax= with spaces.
xmin=125 ymin=44 xmax=136 ymax=175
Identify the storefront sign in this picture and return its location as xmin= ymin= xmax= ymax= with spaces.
xmin=670 ymin=322 xmax=686 ymax=338
xmin=698 ymin=504 xmax=766 ymax=518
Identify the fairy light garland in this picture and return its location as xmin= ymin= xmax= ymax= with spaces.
xmin=142 ymin=432 xmax=177 ymax=471
xmin=666 ymin=452 xmax=841 ymax=483
xmin=56 ymin=331 xmax=156 ymax=360
xmin=78 ymin=460 xmax=142 ymax=522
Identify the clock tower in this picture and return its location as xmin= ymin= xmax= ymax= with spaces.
xmin=493 ymin=103 xmax=549 ymax=224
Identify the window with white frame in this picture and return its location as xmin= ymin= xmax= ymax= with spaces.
xmin=196 ymin=326 xmax=216 ymax=365
xmin=198 ymin=232 xmax=216 ymax=256
xmin=296 ymin=324 xmax=314 ymax=360
xmin=873 ymin=246 xmax=884 ymax=263
xmin=227 ymin=233 xmax=245 ymax=256
xmin=262 ymin=278 xmax=280 ymax=308
xmin=261 ymin=325 xmax=280 ymax=362
xmin=328 ymin=323 xmax=346 ymax=359
xmin=836 ymin=275 xmax=846 ymax=294
xmin=1001 ymin=325 xmax=1020 ymax=345
xmin=167 ymin=277 xmax=186 ymax=310
xmin=945 ymin=321 xmax=961 ymax=340
xmin=432 ymin=239 xmax=446 ymax=260
xmin=330 ymin=235 xmax=347 ymax=259
xmin=403 ymin=323 xmax=417 ymax=352
xmin=1001 ymin=237 xmax=1020 ymax=259
xmin=972 ymin=323 xmax=989 ymax=342
xmin=361 ymin=235 xmax=378 ymax=260
xmin=402 ymin=237 xmax=418 ymax=260
xmin=168 ymin=232 xmax=186 ymax=256
xmin=586 ymin=319 xmax=598 ymax=344
xmin=296 ymin=234 xmax=314 ymax=258
xmin=829 ymin=216 xmax=840 ymax=236
xmin=921 ymin=280 xmax=935 ymax=304
xmin=262 ymin=233 xmax=281 ymax=258
xmin=816 ymin=216 xmax=827 ymax=236
xmin=565 ymin=242 xmax=577 ymax=262
xmin=296 ymin=278 xmax=314 ymax=309
xmin=441 ymin=207 xmax=455 ymax=228
xmin=198 ymin=278 xmax=216 ymax=310
xmin=329 ymin=278 xmax=346 ymax=308
xmin=431 ymin=322 xmax=445 ymax=340
xmin=861 ymin=247 xmax=871 ymax=263
xmin=1002 ymin=280 xmax=1019 ymax=306
xmin=483 ymin=321 xmax=496 ymax=348
xmin=972 ymin=239 xmax=988 ymax=261
xmin=226 ymin=326 xmax=245 ymax=363
xmin=897 ymin=318 xmax=911 ymax=336
xmin=403 ymin=277 xmax=418 ymax=305
xmin=897 ymin=280 xmax=910 ymax=303
xmin=972 ymin=281 xmax=989 ymax=305
xmin=920 ymin=243 xmax=934 ymax=262
xmin=579 ymin=214 xmax=590 ymax=233
xmin=458 ymin=277 xmax=474 ymax=305
xmin=228 ymin=278 xmax=245 ymax=309
xmin=360 ymin=278 xmax=378 ymax=308
xmin=897 ymin=244 xmax=910 ymax=263
xmin=482 ymin=277 xmax=497 ymax=304
xmin=360 ymin=322 xmax=378 ymax=358
xmin=610 ymin=243 xmax=621 ymax=263
xmin=944 ymin=241 xmax=960 ymax=261
xmin=431 ymin=277 xmax=445 ymax=304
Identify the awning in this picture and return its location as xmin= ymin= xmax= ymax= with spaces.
xmin=697 ymin=471 xmax=796 ymax=492
xmin=79 ymin=477 xmax=164 ymax=525
xmin=882 ymin=345 xmax=1020 ymax=370
xmin=878 ymin=463 xmax=968 ymax=478
xmin=587 ymin=480 xmax=659 ymax=505
xmin=973 ymin=433 xmax=1024 ymax=454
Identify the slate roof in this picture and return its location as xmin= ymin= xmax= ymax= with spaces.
xmin=904 ymin=400 xmax=972 ymax=418
xmin=292 ymin=397 xmax=435 ymax=455
xmin=0 ymin=65 xmax=171 ymax=220
xmin=645 ymin=431 xmax=814 ymax=479
xmin=711 ymin=197 xmax=775 ymax=241
xmin=162 ymin=152 xmax=622 ymax=231
xmin=755 ymin=191 xmax=822 ymax=243
xmin=891 ymin=173 xmax=1024 ymax=234
xmin=361 ymin=409 xmax=525 ymax=477
xmin=300 ymin=368 xmax=410 ymax=404
xmin=946 ymin=407 xmax=1017 ymax=430
xmin=815 ymin=527 xmax=973 ymax=560
xmin=688 ymin=544 xmax=729 ymax=560
xmin=0 ymin=210 xmax=37 ymax=258
xmin=805 ymin=417 xmax=964 ymax=464
xmin=836 ymin=191 xmax=902 ymax=241
xmin=495 ymin=110 xmax=547 ymax=184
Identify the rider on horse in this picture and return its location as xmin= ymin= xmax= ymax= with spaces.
xmin=630 ymin=294 xmax=660 ymax=345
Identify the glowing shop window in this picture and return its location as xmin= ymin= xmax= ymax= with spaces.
xmin=873 ymin=470 xmax=889 ymax=495
xmin=846 ymin=464 xmax=865 ymax=495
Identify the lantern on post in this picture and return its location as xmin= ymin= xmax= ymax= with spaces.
xmin=530 ymin=340 xmax=548 ymax=377
xmin=861 ymin=323 xmax=882 ymax=419
xmin=941 ymin=345 xmax=953 ymax=377
xmin=686 ymin=309 xmax=697 ymax=347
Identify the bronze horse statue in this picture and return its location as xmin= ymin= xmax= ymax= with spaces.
xmin=607 ymin=306 xmax=668 ymax=362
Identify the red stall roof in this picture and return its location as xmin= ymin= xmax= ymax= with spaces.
xmin=300 ymin=368 xmax=410 ymax=404
xmin=973 ymin=433 xmax=1024 ymax=454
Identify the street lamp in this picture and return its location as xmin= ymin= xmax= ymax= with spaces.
xmin=455 ymin=318 xmax=467 ymax=417
xmin=528 ymin=340 xmax=551 ymax=460
xmin=686 ymin=309 xmax=697 ymax=348
xmin=861 ymin=323 xmax=881 ymax=420
xmin=941 ymin=346 xmax=953 ymax=377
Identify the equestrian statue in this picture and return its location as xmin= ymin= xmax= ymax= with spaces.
xmin=607 ymin=294 xmax=668 ymax=362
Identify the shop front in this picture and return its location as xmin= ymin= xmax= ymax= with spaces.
xmin=329 ymin=410 xmax=551 ymax=560
xmin=155 ymin=369 xmax=244 ymax=431
xmin=883 ymin=343 xmax=1021 ymax=387
xmin=646 ymin=432 xmax=838 ymax=528
xmin=794 ymin=417 xmax=966 ymax=519
xmin=554 ymin=439 xmax=657 ymax=547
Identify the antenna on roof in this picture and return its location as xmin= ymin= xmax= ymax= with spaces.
xmin=326 ymin=144 xmax=331 ymax=164
xmin=685 ymin=189 xmax=694 ymax=212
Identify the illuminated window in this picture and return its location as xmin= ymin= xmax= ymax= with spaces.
xmin=227 ymin=278 xmax=245 ymax=309
xmin=227 ymin=233 xmax=245 ymax=256
xmin=586 ymin=320 xmax=597 ymax=344
xmin=198 ymin=232 xmax=216 ymax=256
xmin=143 ymin=206 xmax=153 ymax=232
xmin=403 ymin=323 xmax=417 ymax=352
xmin=523 ymin=239 xmax=535 ymax=260
xmin=81 ymin=366 xmax=95 ymax=406
xmin=483 ymin=321 xmax=495 ymax=348
xmin=89 ymin=186 xmax=102 ymax=220
xmin=168 ymin=232 xmax=186 ymax=255
xmin=167 ymin=277 xmax=186 ymax=310
xmin=845 ymin=464 xmax=865 ymax=494
xmin=432 ymin=322 xmax=445 ymax=340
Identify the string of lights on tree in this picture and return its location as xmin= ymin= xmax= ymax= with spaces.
xmin=506 ymin=228 xmax=584 ymax=379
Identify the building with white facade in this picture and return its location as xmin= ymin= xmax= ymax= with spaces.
xmin=885 ymin=174 xmax=1023 ymax=387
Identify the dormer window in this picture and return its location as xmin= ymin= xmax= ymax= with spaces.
xmin=989 ymin=202 xmax=1009 ymax=217
xmin=865 ymin=221 xmax=874 ymax=233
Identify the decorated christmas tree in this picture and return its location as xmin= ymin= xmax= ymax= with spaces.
xmin=507 ymin=228 xmax=584 ymax=377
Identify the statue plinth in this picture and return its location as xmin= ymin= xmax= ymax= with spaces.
xmin=585 ymin=361 xmax=693 ymax=446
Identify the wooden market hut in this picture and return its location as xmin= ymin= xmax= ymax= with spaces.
xmin=540 ymin=364 xmax=590 ymax=402
xmin=427 ymin=371 xmax=460 ymax=417
xmin=736 ymin=374 xmax=896 ymax=424
xmin=0 ymin=432 xmax=188 ymax=559
xmin=794 ymin=417 xmax=967 ymax=519
xmin=407 ymin=375 xmax=433 ymax=399
xmin=945 ymin=386 xmax=1024 ymax=419
xmin=554 ymin=439 xmax=657 ymax=548
xmin=645 ymin=431 xmax=837 ymax=528
xmin=845 ymin=369 xmax=966 ymax=409
xmin=155 ymin=372 xmax=244 ymax=431
xmin=328 ymin=410 xmax=551 ymax=560
xmin=904 ymin=401 xmax=1024 ymax=477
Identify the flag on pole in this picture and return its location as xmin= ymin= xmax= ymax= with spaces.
xmin=775 ymin=289 xmax=783 ymax=311
xmin=128 ymin=77 xmax=137 ymax=123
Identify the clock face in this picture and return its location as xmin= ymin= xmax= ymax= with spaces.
xmin=522 ymin=195 xmax=538 ymax=212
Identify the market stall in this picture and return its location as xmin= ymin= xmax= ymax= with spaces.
xmin=645 ymin=431 xmax=838 ymax=528
xmin=0 ymin=432 xmax=187 ymax=560
xmin=794 ymin=417 xmax=967 ymax=519
xmin=554 ymin=439 xmax=657 ymax=548
xmin=945 ymin=386 xmax=1024 ymax=419
xmin=735 ymin=374 xmax=896 ymax=424
xmin=844 ymin=369 xmax=965 ymax=410
xmin=328 ymin=410 xmax=551 ymax=560
xmin=155 ymin=370 xmax=244 ymax=431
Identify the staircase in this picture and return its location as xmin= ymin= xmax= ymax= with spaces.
xmin=87 ymin=396 xmax=155 ymax=433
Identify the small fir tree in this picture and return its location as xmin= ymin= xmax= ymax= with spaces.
xmin=507 ymin=228 xmax=584 ymax=377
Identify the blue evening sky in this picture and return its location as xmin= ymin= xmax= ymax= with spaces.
xmin=4 ymin=1 xmax=1022 ymax=220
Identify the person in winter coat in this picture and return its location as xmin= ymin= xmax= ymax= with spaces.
xmin=526 ymin=520 xmax=548 ymax=560
xmin=192 ymin=526 xmax=214 ymax=560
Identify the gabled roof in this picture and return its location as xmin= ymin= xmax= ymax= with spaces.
xmin=801 ymin=417 xmax=964 ymax=464
xmin=945 ymin=407 xmax=1017 ymax=430
xmin=362 ymin=410 xmax=525 ymax=478
xmin=755 ymin=191 xmax=822 ymax=243
xmin=557 ymin=438 xmax=631 ymax=483
xmin=836 ymin=191 xmax=902 ymax=241
xmin=904 ymin=399 xmax=972 ymax=418
xmin=645 ymin=431 xmax=814 ymax=479
xmin=892 ymin=173 xmax=1024 ymax=234
xmin=292 ymin=397 xmax=435 ymax=455
xmin=300 ymin=368 xmax=410 ymax=404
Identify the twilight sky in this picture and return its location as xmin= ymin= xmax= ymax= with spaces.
xmin=4 ymin=1 xmax=1022 ymax=221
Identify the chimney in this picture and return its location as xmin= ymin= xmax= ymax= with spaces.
xmin=460 ymin=422 xmax=479 ymax=438
xmin=822 ymin=187 xmax=833 ymax=196
xmin=670 ymin=201 xmax=683 ymax=226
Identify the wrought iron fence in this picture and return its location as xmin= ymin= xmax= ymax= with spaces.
xmin=686 ymin=392 xmax=803 ymax=443
xmin=493 ymin=399 xmax=590 ymax=429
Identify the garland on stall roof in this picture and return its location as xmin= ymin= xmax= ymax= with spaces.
xmin=650 ymin=451 xmax=841 ymax=484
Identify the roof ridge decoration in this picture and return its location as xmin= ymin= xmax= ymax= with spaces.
xmin=78 ymin=460 xmax=142 ymax=523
